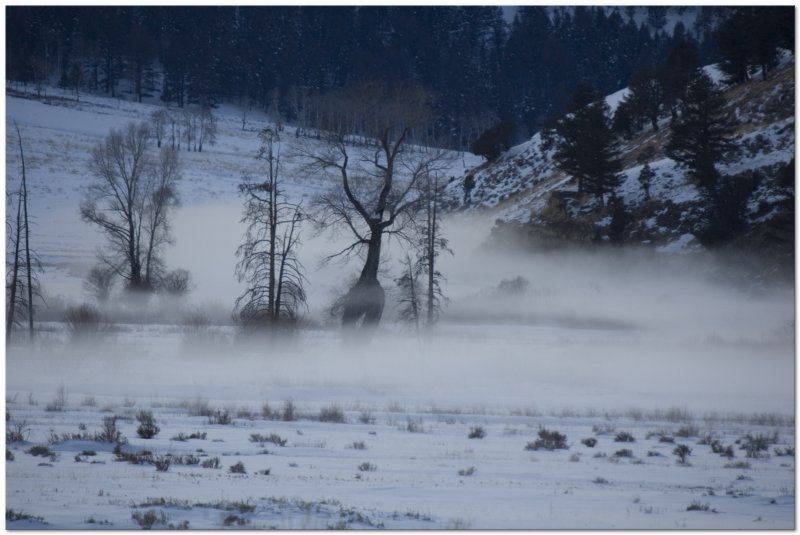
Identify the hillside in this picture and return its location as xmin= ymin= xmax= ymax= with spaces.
xmin=444 ymin=58 xmax=795 ymax=277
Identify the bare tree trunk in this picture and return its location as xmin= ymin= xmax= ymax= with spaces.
xmin=426 ymin=181 xmax=437 ymax=328
xmin=16 ymin=125 xmax=34 ymax=339
xmin=6 ymin=190 xmax=23 ymax=342
xmin=267 ymin=165 xmax=277 ymax=323
xmin=342 ymin=224 xmax=385 ymax=328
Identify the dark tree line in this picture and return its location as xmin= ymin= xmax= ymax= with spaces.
xmin=7 ymin=6 xmax=732 ymax=150
xmin=545 ymin=5 xmax=793 ymax=246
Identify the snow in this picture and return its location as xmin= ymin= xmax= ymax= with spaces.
xmin=703 ymin=64 xmax=726 ymax=85
xmin=605 ymin=87 xmax=631 ymax=114
xmin=4 ymin=83 xmax=795 ymax=529
xmin=656 ymin=233 xmax=697 ymax=254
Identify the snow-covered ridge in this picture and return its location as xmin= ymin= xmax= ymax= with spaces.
xmin=445 ymin=59 xmax=794 ymax=254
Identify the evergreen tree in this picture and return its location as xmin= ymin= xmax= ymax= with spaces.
xmin=666 ymin=70 xmax=737 ymax=193
xmin=554 ymin=84 xmax=622 ymax=206
xmin=611 ymin=98 xmax=640 ymax=139
xmin=713 ymin=8 xmax=790 ymax=84
xmin=660 ymin=41 xmax=700 ymax=119
xmin=637 ymin=163 xmax=655 ymax=201
xmin=667 ymin=70 xmax=743 ymax=247
xmin=627 ymin=64 xmax=664 ymax=131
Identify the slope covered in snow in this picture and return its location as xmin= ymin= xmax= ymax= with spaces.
xmin=445 ymin=58 xmax=794 ymax=262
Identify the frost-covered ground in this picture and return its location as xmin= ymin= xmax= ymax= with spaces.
xmin=4 ymin=85 xmax=795 ymax=528
xmin=5 ymin=326 xmax=796 ymax=529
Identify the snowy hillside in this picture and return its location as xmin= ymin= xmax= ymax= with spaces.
xmin=4 ymin=85 xmax=481 ymax=311
xmin=445 ymin=58 xmax=794 ymax=260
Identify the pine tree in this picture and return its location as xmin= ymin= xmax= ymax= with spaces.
xmin=637 ymin=163 xmax=655 ymax=201
xmin=627 ymin=65 xmax=664 ymax=131
xmin=660 ymin=41 xmax=700 ymax=120
xmin=666 ymin=70 xmax=737 ymax=193
xmin=667 ymin=70 xmax=743 ymax=247
xmin=554 ymin=84 xmax=622 ymax=206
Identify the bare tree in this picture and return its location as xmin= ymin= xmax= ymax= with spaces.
xmin=304 ymin=82 xmax=448 ymax=331
xmin=417 ymin=169 xmax=452 ymax=329
xmin=235 ymin=128 xmax=306 ymax=330
xmin=395 ymin=254 xmax=421 ymax=332
xmin=7 ymin=124 xmax=42 ymax=341
xmin=149 ymin=109 xmax=169 ymax=148
xmin=84 ymin=264 xmax=116 ymax=304
xmin=197 ymin=107 xmax=217 ymax=152
xmin=81 ymin=121 xmax=181 ymax=292
xmin=142 ymin=147 xmax=181 ymax=285
xmin=6 ymin=188 xmax=23 ymax=341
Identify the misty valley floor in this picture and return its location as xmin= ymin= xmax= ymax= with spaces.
xmin=5 ymin=324 xmax=795 ymax=529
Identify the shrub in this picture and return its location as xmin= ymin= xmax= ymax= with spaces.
xmin=131 ymin=509 xmax=168 ymax=529
xmin=115 ymin=450 xmax=154 ymax=465
xmin=774 ymin=446 xmax=795 ymax=457
xmin=358 ymin=462 xmax=377 ymax=472
xmin=581 ymin=437 xmax=597 ymax=448
xmin=741 ymin=433 xmax=777 ymax=458
xmin=318 ymin=404 xmax=346 ymax=423
xmin=614 ymin=448 xmax=634 ymax=458
xmin=614 ymin=431 xmax=635 ymax=443
xmin=658 ymin=435 xmax=675 ymax=443
xmin=222 ymin=514 xmax=249 ymax=527
xmin=64 ymin=304 xmax=111 ymax=339
xmin=229 ymin=461 xmax=246 ymax=474
xmin=281 ymin=400 xmax=296 ymax=422
xmin=7 ymin=449 xmax=14 ymax=461
xmin=468 ymin=426 xmax=486 ymax=439
xmin=249 ymin=433 xmax=286 ymax=447
xmin=6 ymin=509 xmax=45 ymax=524
xmin=673 ymin=444 xmax=692 ymax=464
xmin=593 ymin=477 xmax=609 ymax=485
xmin=201 ymin=457 xmax=220 ymax=469
xmin=207 ymin=410 xmax=232 ymax=425
xmin=261 ymin=403 xmax=274 ymax=419
xmin=170 ymin=431 xmax=206 ymax=441
xmin=675 ymin=425 xmax=699 ymax=438
xmin=592 ymin=424 xmax=616 ymax=435
xmin=458 ymin=466 xmax=476 ymax=476
xmin=135 ymin=411 xmax=160 ymax=439
xmin=710 ymin=440 xmax=735 ymax=458
xmin=496 ymin=276 xmax=530 ymax=296
xmin=45 ymin=386 xmax=68 ymax=412
xmin=160 ymin=268 xmax=191 ymax=297
xmin=686 ymin=501 xmax=710 ymax=512
xmin=6 ymin=420 xmax=30 ymax=443
xmin=405 ymin=418 xmax=424 ymax=433
xmin=724 ymin=460 xmax=751 ymax=470
xmin=153 ymin=455 xmax=171 ymax=472
xmin=349 ymin=441 xmax=366 ymax=450
xmin=358 ymin=411 xmax=376 ymax=425
xmin=525 ymin=428 xmax=568 ymax=451
xmin=96 ymin=415 xmax=125 ymax=444
xmin=27 ymin=445 xmax=53 ymax=457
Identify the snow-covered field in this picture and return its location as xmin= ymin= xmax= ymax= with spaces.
xmin=4 ymin=86 xmax=795 ymax=528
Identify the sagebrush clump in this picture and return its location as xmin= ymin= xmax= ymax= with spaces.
xmin=135 ymin=411 xmax=160 ymax=439
xmin=526 ymin=428 xmax=568 ymax=451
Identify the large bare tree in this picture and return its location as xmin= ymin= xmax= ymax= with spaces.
xmin=81 ymin=121 xmax=181 ymax=292
xmin=235 ymin=128 xmax=306 ymax=330
xmin=7 ymin=123 xmax=42 ymax=341
xmin=304 ymin=82 xmax=450 ymax=331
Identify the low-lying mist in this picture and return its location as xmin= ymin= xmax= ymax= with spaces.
xmin=8 ymin=207 xmax=794 ymax=418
